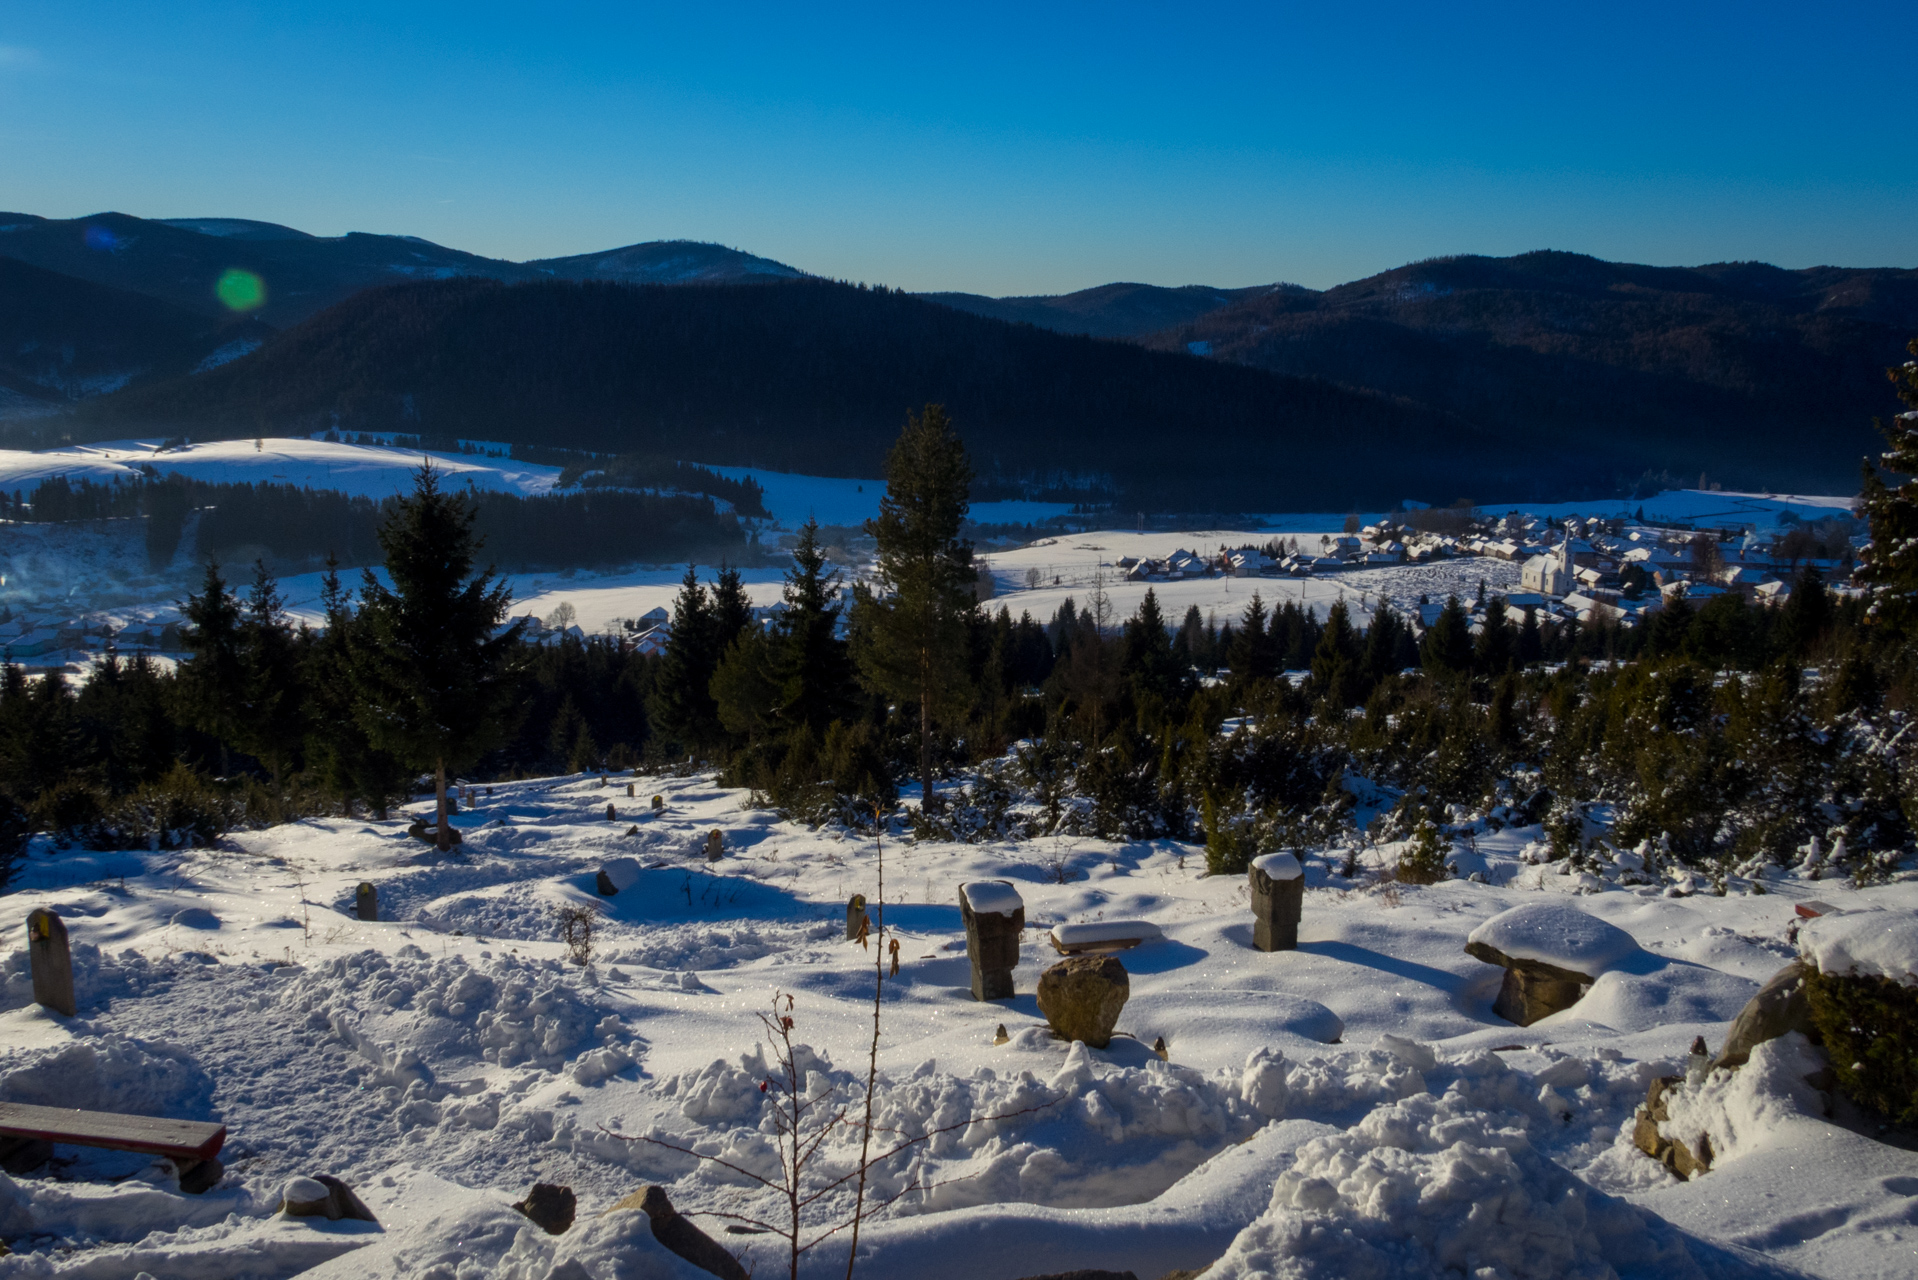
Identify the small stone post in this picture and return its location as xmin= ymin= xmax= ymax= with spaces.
xmin=27 ymin=908 xmax=75 ymax=1017
xmin=627 ymin=783 xmax=635 ymax=798
xmin=606 ymin=803 xmax=616 ymax=821
xmin=846 ymin=893 xmax=868 ymax=941
xmin=705 ymin=830 xmax=723 ymax=861
xmin=355 ymin=882 xmax=378 ymax=922
xmin=1249 ymin=852 xmax=1304 ymax=952
xmin=652 ymin=794 xmax=664 ymax=812
xmin=959 ymin=881 xmax=1024 ymax=1001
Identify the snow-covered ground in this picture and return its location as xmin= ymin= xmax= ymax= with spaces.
xmin=0 ymin=439 xmax=564 ymax=501
xmin=2 ymin=773 xmax=1912 ymax=1278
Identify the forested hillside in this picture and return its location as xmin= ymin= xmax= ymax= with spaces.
xmin=78 ymin=277 xmax=1528 ymax=511
xmin=0 ymin=257 xmax=270 ymax=405
xmin=1146 ymin=251 xmax=1918 ymax=494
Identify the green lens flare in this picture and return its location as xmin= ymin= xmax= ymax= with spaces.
xmin=216 ymin=269 xmax=266 ymax=311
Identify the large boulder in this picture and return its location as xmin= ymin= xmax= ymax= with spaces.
xmin=1718 ymin=959 xmax=1815 ymax=1068
xmin=1037 ymin=955 xmax=1130 ymax=1049
xmin=1465 ymin=903 xmax=1639 ymax=1026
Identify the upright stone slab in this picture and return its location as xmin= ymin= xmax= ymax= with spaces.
xmin=354 ymin=883 xmax=378 ymax=922
xmin=27 ymin=908 xmax=75 ymax=1017
xmin=627 ymin=783 xmax=636 ymax=798
xmin=705 ymin=830 xmax=723 ymax=861
xmin=960 ymin=881 xmax=1024 ymax=1001
xmin=1249 ymin=852 xmax=1304 ymax=952
xmin=652 ymin=794 xmax=664 ymax=811
xmin=846 ymin=893 xmax=869 ymax=941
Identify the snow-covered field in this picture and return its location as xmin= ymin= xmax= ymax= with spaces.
xmin=2 ymin=773 xmax=1912 ymax=1278
xmin=0 ymin=440 xmax=563 ymax=502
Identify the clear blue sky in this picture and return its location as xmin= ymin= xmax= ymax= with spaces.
xmin=2 ymin=2 xmax=1910 ymax=294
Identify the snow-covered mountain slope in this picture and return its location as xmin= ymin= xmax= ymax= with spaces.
xmin=0 ymin=770 xmax=1911 ymax=1277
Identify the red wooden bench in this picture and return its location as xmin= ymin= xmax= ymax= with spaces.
xmin=0 ymin=1101 xmax=226 ymax=1193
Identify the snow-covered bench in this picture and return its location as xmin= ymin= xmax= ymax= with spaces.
xmin=0 ymin=1101 xmax=226 ymax=1193
xmin=1048 ymin=921 xmax=1164 ymax=955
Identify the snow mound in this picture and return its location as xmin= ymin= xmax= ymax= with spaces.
xmin=1251 ymin=852 xmax=1303 ymax=880
xmin=1799 ymin=910 xmax=1918 ymax=985
xmin=0 ymin=1029 xmax=213 ymax=1118
xmin=1467 ymin=903 xmax=1639 ymax=973
xmin=1207 ymin=1089 xmax=1718 ymax=1280
xmin=1657 ymin=1033 xmax=1829 ymax=1168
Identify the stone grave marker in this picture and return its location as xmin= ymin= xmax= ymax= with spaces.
xmin=705 ymin=830 xmax=723 ymax=861
xmin=627 ymin=783 xmax=636 ymax=797
xmin=652 ymin=794 xmax=664 ymax=811
xmin=1249 ymin=851 xmax=1304 ymax=951
xmin=605 ymin=803 xmax=617 ymax=821
xmin=354 ymin=883 xmax=378 ymax=922
xmin=27 ymin=908 xmax=74 ymax=1016
xmin=959 ymin=880 xmax=1024 ymax=1001
xmin=846 ymin=893 xmax=868 ymax=941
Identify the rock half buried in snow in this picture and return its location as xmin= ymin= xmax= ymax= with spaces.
xmin=614 ymin=1185 xmax=748 ymax=1280
xmin=282 ymin=1174 xmax=378 ymax=1223
xmin=1465 ymin=903 xmax=1639 ymax=1025
xmin=1037 ymin=955 xmax=1130 ymax=1049
xmin=516 ymin=1182 xmax=576 ymax=1234
xmin=1718 ymin=959 xmax=1815 ymax=1068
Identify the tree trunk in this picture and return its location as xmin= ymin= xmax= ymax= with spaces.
xmin=435 ymin=760 xmax=450 ymax=852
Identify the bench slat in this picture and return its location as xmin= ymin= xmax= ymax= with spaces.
xmin=0 ymin=1102 xmax=225 ymax=1161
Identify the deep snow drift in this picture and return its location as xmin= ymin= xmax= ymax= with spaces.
xmin=1 ymin=769 xmax=1912 ymax=1278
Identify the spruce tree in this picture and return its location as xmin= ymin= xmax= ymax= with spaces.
xmin=1858 ymin=338 xmax=1918 ymax=637
xmin=1311 ymin=597 xmax=1364 ymax=707
xmin=1475 ymin=596 xmax=1514 ymax=675
xmin=179 ymin=561 xmax=245 ymax=775
xmin=773 ymin=518 xmax=856 ymax=733
xmin=309 ymin=559 xmax=407 ymax=817
xmin=651 ymin=566 xmax=721 ymax=756
xmin=1421 ymin=595 xmax=1474 ymax=678
xmin=1229 ymin=593 xmax=1277 ymax=683
xmin=852 ymin=404 xmax=976 ymax=809
xmin=711 ymin=563 xmax=754 ymax=653
xmin=1122 ymin=588 xmax=1184 ymax=716
xmin=353 ymin=465 xmax=521 ymax=851
xmin=1515 ymin=606 xmax=1545 ymax=667
xmin=236 ymin=562 xmax=306 ymax=785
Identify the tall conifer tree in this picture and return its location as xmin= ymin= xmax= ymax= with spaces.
xmin=653 ymin=565 xmax=722 ymax=755
xmin=179 ymin=561 xmax=245 ymax=775
xmin=353 ymin=465 xmax=520 ymax=850
xmin=852 ymin=405 xmax=975 ymax=809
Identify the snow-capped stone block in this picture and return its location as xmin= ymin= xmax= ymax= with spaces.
xmin=1049 ymin=920 xmax=1162 ymax=954
xmin=1800 ymin=909 xmax=1918 ymax=986
xmin=1465 ymin=904 xmax=1639 ymax=1026
xmin=1467 ymin=903 xmax=1639 ymax=974
xmin=960 ymin=881 xmax=1024 ymax=1001
xmin=961 ymin=881 xmax=1024 ymax=916
xmin=1249 ymin=854 xmax=1305 ymax=952
xmin=1250 ymin=852 xmax=1302 ymax=880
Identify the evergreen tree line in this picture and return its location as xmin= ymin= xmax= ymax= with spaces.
xmin=2 ymin=473 xmax=746 ymax=574
xmin=4 ymin=357 xmax=1918 ymax=888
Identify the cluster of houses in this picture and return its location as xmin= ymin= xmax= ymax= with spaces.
xmin=1508 ymin=518 xmax=1853 ymax=626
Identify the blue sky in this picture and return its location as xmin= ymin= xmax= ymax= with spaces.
xmin=2 ymin=2 xmax=1911 ymax=294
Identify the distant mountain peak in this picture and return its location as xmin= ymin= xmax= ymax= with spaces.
xmin=157 ymin=217 xmax=317 ymax=241
xmin=525 ymin=239 xmax=804 ymax=285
